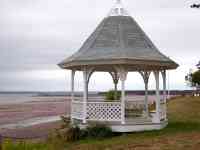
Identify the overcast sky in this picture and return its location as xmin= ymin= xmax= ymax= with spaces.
xmin=0 ymin=0 xmax=199 ymax=91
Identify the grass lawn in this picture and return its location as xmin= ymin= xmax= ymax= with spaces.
xmin=2 ymin=96 xmax=200 ymax=150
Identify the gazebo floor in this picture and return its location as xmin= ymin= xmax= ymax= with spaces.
xmin=76 ymin=118 xmax=168 ymax=132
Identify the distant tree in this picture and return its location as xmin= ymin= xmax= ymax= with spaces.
xmin=191 ymin=4 xmax=200 ymax=8
xmin=185 ymin=61 xmax=200 ymax=96
xmin=191 ymin=70 xmax=200 ymax=87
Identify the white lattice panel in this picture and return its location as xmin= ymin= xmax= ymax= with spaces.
xmin=72 ymin=101 xmax=84 ymax=120
xmin=87 ymin=102 xmax=121 ymax=121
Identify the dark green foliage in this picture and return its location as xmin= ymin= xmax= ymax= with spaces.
xmin=55 ymin=116 xmax=82 ymax=142
xmin=192 ymin=70 xmax=200 ymax=86
xmin=64 ymin=124 xmax=113 ymax=142
xmin=57 ymin=116 xmax=114 ymax=142
xmin=85 ymin=124 xmax=113 ymax=139
xmin=65 ymin=126 xmax=82 ymax=142
xmin=105 ymin=90 xmax=121 ymax=101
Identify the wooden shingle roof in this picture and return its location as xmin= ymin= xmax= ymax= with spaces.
xmin=59 ymin=2 xmax=178 ymax=71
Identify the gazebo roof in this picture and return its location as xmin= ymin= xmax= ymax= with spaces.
xmin=59 ymin=1 xmax=178 ymax=71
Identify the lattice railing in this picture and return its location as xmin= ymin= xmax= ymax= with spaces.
xmin=71 ymin=101 xmax=84 ymax=120
xmin=125 ymin=100 xmax=145 ymax=118
xmin=87 ymin=102 xmax=121 ymax=121
xmin=71 ymin=100 xmax=162 ymax=122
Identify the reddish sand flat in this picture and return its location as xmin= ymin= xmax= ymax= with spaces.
xmin=0 ymin=96 xmax=71 ymax=139
xmin=0 ymin=96 xmax=71 ymax=126
xmin=0 ymin=121 xmax=62 ymax=139
xmin=0 ymin=95 xmax=165 ymax=139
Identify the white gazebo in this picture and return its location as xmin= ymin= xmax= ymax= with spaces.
xmin=58 ymin=0 xmax=178 ymax=132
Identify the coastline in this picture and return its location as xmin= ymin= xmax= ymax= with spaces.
xmin=0 ymin=121 xmax=62 ymax=139
xmin=0 ymin=93 xmax=175 ymax=139
xmin=0 ymin=94 xmax=71 ymax=139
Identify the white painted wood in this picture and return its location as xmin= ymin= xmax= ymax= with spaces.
xmin=83 ymin=69 xmax=88 ymax=124
xmin=70 ymin=70 xmax=75 ymax=123
xmin=87 ymin=102 xmax=121 ymax=121
xmin=121 ymin=79 xmax=125 ymax=124
xmin=144 ymin=82 xmax=149 ymax=116
xmin=72 ymin=101 xmax=121 ymax=121
xmin=71 ymin=70 xmax=75 ymax=102
xmin=117 ymin=67 xmax=127 ymax=125
xmin=79 ymin=121 xmax=168 ymax=132
xmin=161 ymin=70 xmax=167 ymax=120
xmin=110 ymin=121 xmax=168 ymax=132
xmin=154 ymin=71 xmax=161 ymax=123
xmin=139 ymin=71 xmax=151 ymax=117
xmin=109 ymin=71 xmax=119 ymax=100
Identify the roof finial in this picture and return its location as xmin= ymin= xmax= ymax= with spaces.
xmin=108 ymin=0 xmax=129 ymax=16
xmin=116 ymin=0 xmax=121 ymax=4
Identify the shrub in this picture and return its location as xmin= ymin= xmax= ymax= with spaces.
xmin=86 ymin=123 xmax=113 ymax=139
xmin=105 ymin=90 xmax=121 ymax=101
xmin=56 ymin=117 xmax=114 ymax=142
xmin=65 ymin=126 xmax=82 ymax=142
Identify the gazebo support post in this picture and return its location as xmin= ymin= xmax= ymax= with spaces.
xmin=154 ymin=71 xmax=161 ymax=123
xmin=144 ymin=82 xmax=148 ymax=116
xmin=121 ymin=79 xmax=125 ymax=124
xmin=70 ymin=70 xmax=75 ymax=123
xmin=82 ymin=67 xmax=94 ymax=124
xmin=139 ymin=71 xmax=151 ymax=117
xmin=117 ymin=67 xmax=127 ymax=125
xmin=114 ymin=83 xmax=118 ymax=99
xmin=110 ymin=72 xmax=119 ymax=100
xmin=83 ymin=68 xmax=88 ymax=124
xmin=161 ymin=70 xmax=167 ymax=120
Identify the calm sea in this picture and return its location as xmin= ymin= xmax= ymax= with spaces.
xmin=0 ymin=93 xmax=36 ymax=104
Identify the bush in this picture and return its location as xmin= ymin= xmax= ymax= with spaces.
xmin=105 ymin=90 xmax=121 ymax=101
xmin=62 ymin=124 xmax=113 ymax=142
xmin=65 ymin=126 xmax=82 ymax=142
xmin=86 ymin=123 xmax=113 ymax=139
xmin=55 ymin=116 xmax=114 ymax=142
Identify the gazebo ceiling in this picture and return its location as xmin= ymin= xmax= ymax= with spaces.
xmin=58 ymin=2 xmax=178 ymax=71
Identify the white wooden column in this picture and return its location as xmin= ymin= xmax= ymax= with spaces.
xmin=82 ymin=67 xmax=94 ymax=124
xmin=83 ymin=68 xmax=88 ymax=124
xmin=154 ymin=71 xmax=161 ymax=123
xmin=110 ymin=72 xmax=119 ymax=100
xmin=161 ymin=70 xmax=167 ymax=120
xmin=70 ymin=70 xmax=75 ymax=122
xmin=139 ymin=71 xmax=151 ymax=117
xmin=71 ymin=70 xmax=75 ymax=102
xmin=144 ymin=82 xmax=148 ymax=116
xmin=117 ymin=68 xmax=127 ymax=125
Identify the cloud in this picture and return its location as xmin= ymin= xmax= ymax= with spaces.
xmin=0 ymin=0 xmax=199 ymax=91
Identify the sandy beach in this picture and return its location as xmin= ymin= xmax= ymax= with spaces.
xmin=0 ymin=94 xmax=71 ymax=139
xmin=0 ymin=94 xmax=162 ymax=139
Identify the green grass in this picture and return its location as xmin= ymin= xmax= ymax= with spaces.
xmin=2 ymin=96 xmax=200 ymax=150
